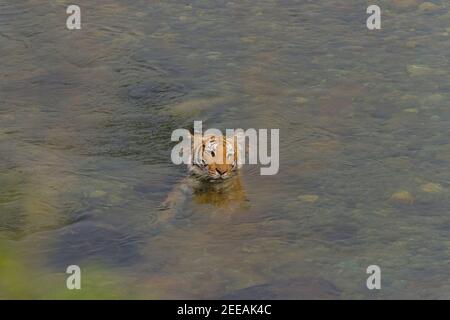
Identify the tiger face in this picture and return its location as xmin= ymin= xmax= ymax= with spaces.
xmin=189 ymin=134 xmax=240 ymax=180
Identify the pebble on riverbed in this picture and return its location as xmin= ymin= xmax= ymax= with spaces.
xmin=389 ymin=191 xmax=415 ymax=204
xmin=420 ymin=183 xmax=443 ymax=193
xmin=294 ymin=96 xmax=309 ymax=104
xmin=392 ymin=0 xmax=419 ymax=9
xmin=89 ymin=190 xmax=107 ymax=198
xmin=297 ymin=195 xmax=319 ymax=203
xmin=407 ymin=65 xmax=438 ymax=77
xmin=403 ymin=108 xmax=419 ymax=113
xmin=430 ymin=115 xmax=441 ymax=121
xmin=166 ymin=97 xmax=228 ymax=117
xmin=418 ymin=2 xmax=441 ymax=13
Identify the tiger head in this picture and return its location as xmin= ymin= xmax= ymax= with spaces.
xmin=189 ymin=134 xmax=241 ymax=180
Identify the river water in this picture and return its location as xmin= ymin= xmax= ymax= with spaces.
xmin=1 ymin=0 xmax=449 ymax=299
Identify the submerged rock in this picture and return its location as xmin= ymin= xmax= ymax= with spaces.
xmin=419 ymin=2 xmax=441 ymax=13
xmin=50 ymin=221 xmax=141 ymax=268
xmin=390 ymin=190 xmax=415 ymax=204
xmin=392 ymin=0 xmax=419 ymax=9
xmin=405 ymin=40 xmax=418 ymax=49
xmin=297 ymin=194 xmax=319 ymax=203
xmin=166 ymin=96 xmax=228 ymax=117
xmin=221 ymin=277 xmax=341 ymax=299
xmin=89 ymin=190 xmax=107 ymax=198
xmin=422 ymin=93 xmax=445 ymax=105
xmin=294 ymin=96 xmax=309 ymax=104
xmin=407 ymin=65 xmax=437 ymax=77
xmin=430 ymin=115 xmax=441 ymax=121
xmin=420 ymin=183 xmax=443 ymax=193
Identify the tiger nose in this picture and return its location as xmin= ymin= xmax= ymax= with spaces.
xmin=216 ymin=167 xmax=227 ymax=175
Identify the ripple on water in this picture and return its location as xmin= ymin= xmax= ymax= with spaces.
xmin=1 ymin=0 xmax=450 ymax=299
xmin=127 ymin=82 xmax=187 ymax=106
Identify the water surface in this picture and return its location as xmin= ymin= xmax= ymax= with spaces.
xmin=1 ymin=0 xmax=450 ymax=299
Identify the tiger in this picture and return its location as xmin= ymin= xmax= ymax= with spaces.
xmin=157 ymin=133 xmax=245 ymax=224
xmin=188 ymin=133 xmax=242 ymax=180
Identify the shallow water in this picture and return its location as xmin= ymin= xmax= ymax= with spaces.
xmin=1 ymin=0 xmax=450 ymax=299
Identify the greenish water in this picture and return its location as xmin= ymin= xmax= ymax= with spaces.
xmin=1 ymin=0 xmax=450 ymax=299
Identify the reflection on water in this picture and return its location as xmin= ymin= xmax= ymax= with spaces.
xmin=193 ymin=175 xmax=248 ymax=208
xmin=1 ymin=0 xmax=450 ymax=299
